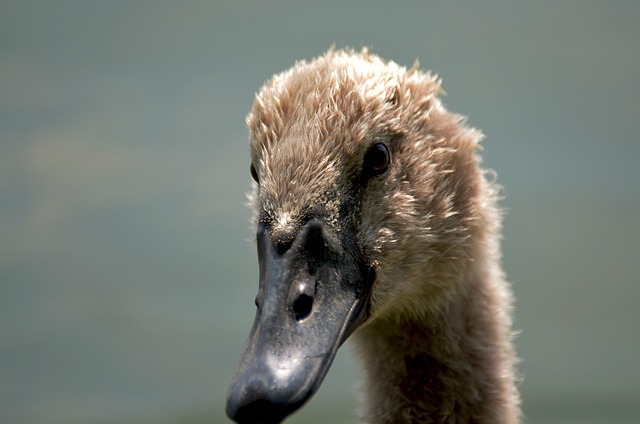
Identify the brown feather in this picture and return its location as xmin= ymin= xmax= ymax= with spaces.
xmin=246 ymin=48 xmax=520 ymax=424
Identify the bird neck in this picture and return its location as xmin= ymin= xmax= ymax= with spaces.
xmin=351 ymin=258 xmax=519 ymax=424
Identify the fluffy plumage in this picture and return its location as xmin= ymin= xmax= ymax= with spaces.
xmin=245 ymin=48 xmax=520 ymax=423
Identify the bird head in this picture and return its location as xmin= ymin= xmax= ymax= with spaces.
xmin=226 ymin=48 xmax=489 ymax=424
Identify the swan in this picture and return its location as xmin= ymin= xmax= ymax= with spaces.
xmin=226 ymin=48 xmax=520 ymax=424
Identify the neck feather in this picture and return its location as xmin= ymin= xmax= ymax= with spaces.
xmin=351 ymin=256 xmax=520 ymax=424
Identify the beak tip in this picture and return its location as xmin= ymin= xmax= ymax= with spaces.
xmin=226 ymin=377 xmax=296 ymax=424
xmin=227 ymin=351 xmax=332 ymax=424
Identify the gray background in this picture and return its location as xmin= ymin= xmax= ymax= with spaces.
xmin=1 ymin=1 xmax=639 ymax=423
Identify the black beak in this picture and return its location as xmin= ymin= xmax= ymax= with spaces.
xmin=226 ymin=218 xmax=370 ymax=424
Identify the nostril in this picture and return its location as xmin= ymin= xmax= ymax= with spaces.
xmin=292 ymin=294 xmax=313 ymax=321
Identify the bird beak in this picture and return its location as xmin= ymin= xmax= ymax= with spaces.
xmin=226 ymin=218 xmax=370 ymax=424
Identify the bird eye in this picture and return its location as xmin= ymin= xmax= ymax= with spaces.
xmin=363 ymin=142 xmax=390 ymax=177
xmin=250 ymin=163 xmax=259 ymax=183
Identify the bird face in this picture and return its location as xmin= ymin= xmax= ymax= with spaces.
xmin=227 ymin=132 xmax=393 ymax=424
xmin=226 ymin=50 xmax=480 ymax=424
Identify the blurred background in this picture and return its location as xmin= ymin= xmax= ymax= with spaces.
xmin=1 ymin=1 xmax=638 ymax=423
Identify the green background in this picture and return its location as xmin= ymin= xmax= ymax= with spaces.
xmin=1 ymin=1 xmax=638 ymax=423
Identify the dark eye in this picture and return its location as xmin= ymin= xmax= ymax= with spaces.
xmin=250 ymin=163 xmax=259 ymax=183
xmin=362 ymin=142 xmax=390 ymax=178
